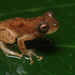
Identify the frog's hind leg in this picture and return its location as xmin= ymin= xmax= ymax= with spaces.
xmin=0 ymin=29 xmax=23 ymax=57
xmin=0 ymin=41 xmax=23 ymax=57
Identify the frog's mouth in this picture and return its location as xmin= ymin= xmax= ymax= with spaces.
xmin=47 ymin=27 xmax=59 ymax=34
xmin=52 ymin=27 xmax=59 ymax=33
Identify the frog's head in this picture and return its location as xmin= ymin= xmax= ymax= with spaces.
xmin=38 ymin=11 xmax=59 ymax=34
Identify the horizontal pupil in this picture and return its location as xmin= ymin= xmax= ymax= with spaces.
xmin=43 ymin=26 xmax=47 ymax=29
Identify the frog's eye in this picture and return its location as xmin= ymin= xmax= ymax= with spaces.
xmin=39 ymin=22 xmax=49 ymax=33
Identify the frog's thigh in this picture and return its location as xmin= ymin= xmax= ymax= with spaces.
xmin=0 ymin=29 xmax=15 ymax=44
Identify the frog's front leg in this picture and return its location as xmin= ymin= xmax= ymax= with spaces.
xmin=17 ymin=35 xmax=43 ymax=63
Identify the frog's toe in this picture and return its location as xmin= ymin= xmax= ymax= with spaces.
xmin=39 ymin=56 xmax=43 ymax=60
xmin=19 ymin=54 xmax=23 ymax=57
xmin=25 ymin=49 xmax=43 ymax=63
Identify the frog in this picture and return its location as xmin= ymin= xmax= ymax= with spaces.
xmin=0 ymin=11 xmax=59 ymax=63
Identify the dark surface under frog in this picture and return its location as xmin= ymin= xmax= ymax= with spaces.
xmin=25 ymin=37 xmax=57 ymax=54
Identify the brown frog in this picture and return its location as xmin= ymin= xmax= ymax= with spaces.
xmin=0 ymin=11 xmax=59 ymax=63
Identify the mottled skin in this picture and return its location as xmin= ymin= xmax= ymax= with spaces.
xmin=0 ymin=11 xmax=59 ymax=63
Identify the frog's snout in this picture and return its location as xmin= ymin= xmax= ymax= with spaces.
xmin=47 ymin=22 xmax=59 ymax=34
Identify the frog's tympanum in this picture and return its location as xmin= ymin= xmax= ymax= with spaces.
xmin=0 ymin=11 xmax=59 ymax=63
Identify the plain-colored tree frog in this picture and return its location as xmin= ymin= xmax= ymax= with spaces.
xmin=0 ymin=11 xmax=59 ymax=63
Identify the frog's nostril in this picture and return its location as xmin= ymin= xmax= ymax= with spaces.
xmin=53 ymin=23 xmax=59 ymax=27
xmin=54 ymin=23 xmax=57 ymax=26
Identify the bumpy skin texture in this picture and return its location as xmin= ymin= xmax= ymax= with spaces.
xmin=0 ymin=11 xmax=59 ymax=63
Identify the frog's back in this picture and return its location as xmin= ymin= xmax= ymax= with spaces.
xmin=0 ymin=18 xmax=26 ymax=27
xmin=0 ymin=17 xmax=40 ymax=36
xmin=0 ymin=18 xmax=28 ymax=36
xmin=0 ymin=17 xmax=28 ymax=31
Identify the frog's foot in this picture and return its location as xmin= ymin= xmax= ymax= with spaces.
xmin=5 ymin=51 xmax=23 ymax=58
xmin=0 ymin=41 xmax=23 ymax=57
xmin=2 ymin=48 xmax=23 ymax=58
xmin=25 ymin=49 xmax=43 ymax=64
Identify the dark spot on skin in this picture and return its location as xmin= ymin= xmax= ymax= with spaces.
xmin=21 ymin=48 xmax=25 ymax=50
xmin=0 ymin=29 xmax=5 ymax=31
xmin=19 ymin=41 xmax=23 ymax=45
xmin=28 ymin=18 xmax=34 ymax=22
xmin=24 ymin=18 xmax=27 ymax=21
xmin=32 ymin=18 xmax=38 ymax=20
xmin=4 ymin=20 xmax=8 ymax=22
xmin=19 ymin=23 xmax=25 ymax=27
xmin=41 ymin=17 xmax=46 ymax=21
xmin=28 ymin=18 xmax=38 ymax=22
